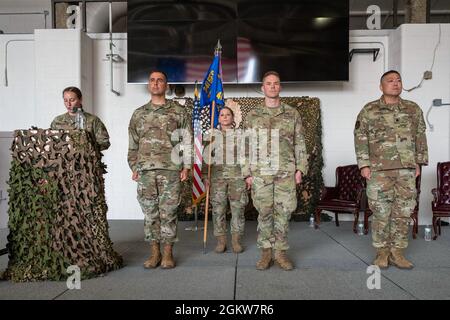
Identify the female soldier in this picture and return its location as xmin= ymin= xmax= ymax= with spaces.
xmin=51 ymin=86 xmax=110 ymax=152
xmin=204 ymin=107 xmax=248 ymax=253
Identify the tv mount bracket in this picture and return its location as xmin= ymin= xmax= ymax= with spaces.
xmin=349 ymin=48 xmax=380 ymax=62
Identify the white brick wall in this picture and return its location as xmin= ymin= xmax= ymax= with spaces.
xmin=0 ymin=0 xmax=51 ymax=33
xmin=398 ymin=24 xmax=450 ymax=226
xmin=0 ymin=34 xmax=35 ymax=130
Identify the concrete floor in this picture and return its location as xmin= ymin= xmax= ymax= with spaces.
xmin=1 ymin=220 xmax=450 ymax=300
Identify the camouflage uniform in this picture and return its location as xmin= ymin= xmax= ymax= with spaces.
xmin=205 ymin=129 xmax=248 ymax=237
xmin=51 ymin=111 xmax=110 ymax=151
xmin=128 ymin=100 xmax=191 ymax=244
xmin=354 ymin=97 xmax=428 ymax=249
xmin=242 ymin=103 xmax=308 ymax=250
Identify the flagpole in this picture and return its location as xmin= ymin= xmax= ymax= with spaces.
xmin=186 ymin=80 xmax=204 ymax=232
xmin=203 ymin=99 xmax=216 ymax=253
xmin=202 ymin=39 xmax=222 ymax=254
xmin=186 ymin=204 xmax=203 ymax=231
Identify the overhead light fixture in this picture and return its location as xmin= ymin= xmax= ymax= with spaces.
xmin=314 ymin=17 xmax=332 ymax=28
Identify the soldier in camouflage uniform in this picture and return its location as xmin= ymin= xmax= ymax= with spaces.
xmin=354 ymin=70 xmax=428 ymax=269
xmin=204 ymin=107 xmax=249 ymax=254
xmin=242 ymin=71 xmax=308 ymax=271
xmin=128 ymin=71 xmax=192 ymax=269
xmin=51 ymin=86 xmax=110 ymax=151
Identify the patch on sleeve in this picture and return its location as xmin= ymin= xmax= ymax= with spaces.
xmin=355 ymin=121 xmax=360 ymax=130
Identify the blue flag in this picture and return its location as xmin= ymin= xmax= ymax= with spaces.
xmin=200 ymin=51 xmax=224 ymax=128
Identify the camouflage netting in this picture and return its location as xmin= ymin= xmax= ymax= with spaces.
xmin=3 ymin=129 xmax=123 ymax=282
xmin=177 ymin=96 xmax=324 ymax=221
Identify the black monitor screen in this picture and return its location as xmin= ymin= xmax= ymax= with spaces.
xmin=127 ymin=0 xmax=349 ymax=83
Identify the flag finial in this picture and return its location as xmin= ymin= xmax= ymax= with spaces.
xmin=214 ymin=39 xmax=222 ymax=54
xmin=194 ymin=80 xmax=199 ymax=98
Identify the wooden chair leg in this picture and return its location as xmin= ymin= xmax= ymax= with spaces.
xmin=364 ymin=210 xmax=370 ymax=235
xmin=433 ymin=215 xmax=438 ymax=240
xmin=335 ymin=213 xmax=339 ymax=227
xmin=415 ymin=216 xmax=419 ymax=237
xmin=353 ymin=211 xmax=358 ymax=233
xmin=412 ymin=212 xmax=418 ymax=239
xmin=315 ymin=208 xmax=321 ymax=229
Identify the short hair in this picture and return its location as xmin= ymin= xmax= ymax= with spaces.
xmin=62 ymin=86 xmax=82 ymax=99
xmin=149 ymin=70 xmax=168 ymax=83
xmin=380 ymin=70 xmax=401 ymax=82
xmin=261 ymin=71 xmax=281 ymax=83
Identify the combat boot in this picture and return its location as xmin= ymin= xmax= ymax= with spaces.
xmin=161 ymin=243 xmax=176 ymax=269
xmin=256 ymin=248 xmax=273 ymax=270
xmin=389 ymin=248 xmax=414 ymax=269
xmin=274 ymin=250 xmax=294 ymax=271
xmin=373 ymin=248 xmax=390 ymax=269
xmin=231 ymin=234 xmax=243 ymax=253
xmin=214 ymin=235 xmax=227 ymax=253
xmin=143 ymin=242 xmax=161 ymax=269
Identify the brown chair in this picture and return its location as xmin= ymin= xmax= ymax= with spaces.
xmin=315 ymin=164 xmax=366 ymax=233
xmin=364 ymin=173 xmax=421 ymax=239
xmin=431 ymin=161 xmax=450 ymax=240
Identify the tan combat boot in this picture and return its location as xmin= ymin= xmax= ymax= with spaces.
xmin=231 ymin=234 xmax=243 ymax=253
xmin=214 ymin=235 xmax=227 ymax=253
xmin=256 ymin=248 xmax=273 ymax=270
xmin=143 ymin=242 xmax=161 ymax=269
xmin=389 ymin=248 xmax=414 ymax=269
xmin=161 ymin=243 xmax=176 ymax=269
xmin=373 ymin=248 xmax=390 ymax=269
xmin=274 ymin=250 xmax=294 ymax=271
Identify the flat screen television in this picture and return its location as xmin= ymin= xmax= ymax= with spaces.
xmin=127 ymin=0 xmax=349 ymax=83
